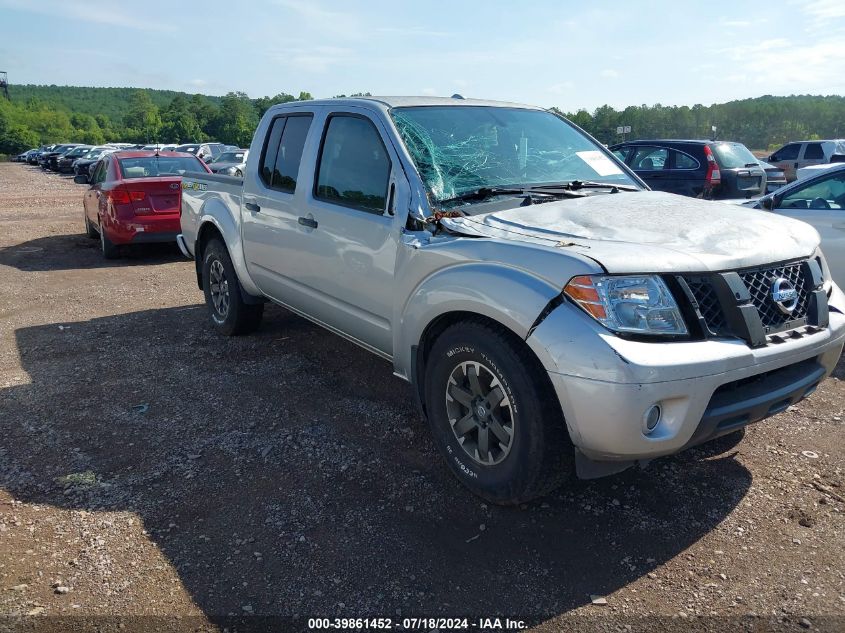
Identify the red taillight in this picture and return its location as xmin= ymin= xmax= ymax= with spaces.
xmin=703 ymin=145 xmax=721 ymax=188
xmin=109 ymin=189 xmax=145 ymax=203
xmin=108 ymin=189 xmax=130 ymax=205
xmin=108 ymin=188 xmax=146 ymax=209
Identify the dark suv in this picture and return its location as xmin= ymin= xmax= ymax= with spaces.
xmin=609 ymin=139 xmax=767 ymax=199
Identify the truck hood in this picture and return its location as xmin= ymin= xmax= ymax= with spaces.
xmin=439 ymin=191 xmax=820 ymax=273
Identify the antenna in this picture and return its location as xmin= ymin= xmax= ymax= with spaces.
xmin=0 ymin=72 xmax=9 ymax=100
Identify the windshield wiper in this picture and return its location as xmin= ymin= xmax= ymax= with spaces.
xmin=439 ymin=185 xmax=586 ymax=205
xmin=547 ymin=180 xmax=640 ymax=192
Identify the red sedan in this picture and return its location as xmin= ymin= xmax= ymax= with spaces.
xmin=77 ymin=150 xmax=210 ymax=259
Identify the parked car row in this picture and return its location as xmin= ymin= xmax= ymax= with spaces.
xmin=14 ymin=141 xmax=238 ymax=176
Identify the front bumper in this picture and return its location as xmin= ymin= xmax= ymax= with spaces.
xmin=528 ymin=284 xmax=845 ymax=466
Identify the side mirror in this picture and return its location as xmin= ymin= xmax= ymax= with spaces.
xmin=761 ymin=196 xmax=776 ymax=210
xmin=768 ymin=155 xmax=777 ymax=162
xmin=73 ymin=174 xmax=89 ymax=185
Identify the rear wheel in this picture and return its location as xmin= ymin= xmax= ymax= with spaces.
xmin=84 ymin=214 xmax=98 ymax=239
xmin=423 ymin=319 xmax=571 ymax=505
xmin=202 ymin=238 xmax=263 ymax=335
xmin=99 ymin=222 xmax=119 ymax=259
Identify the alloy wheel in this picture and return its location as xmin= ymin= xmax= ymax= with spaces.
xmin=209 ymin=259 xmax=230 ymax=318
xmin=445 ymin=361 xmax=514 ymax=466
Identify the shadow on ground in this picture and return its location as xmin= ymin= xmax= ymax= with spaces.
xmin=0 ymin=233 xmax=183 ymax=271
xmin=0 ymin=304 xmax=752 ymax=624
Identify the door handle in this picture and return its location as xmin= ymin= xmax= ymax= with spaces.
xmin=298 ymin=216 xmax=318 ymax=229
xmin=244 ymin=202 xmax=261 ymax=213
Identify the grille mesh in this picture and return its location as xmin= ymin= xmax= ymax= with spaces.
xmin=739 ymin=262 xmax=809 ymax=329
xmin=683 ymin=261 xmax=810 ymax=336
xmin=684 ymin=279 xmax=727 ymax=333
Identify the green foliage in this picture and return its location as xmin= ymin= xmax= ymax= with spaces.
xmin=123 ymin=90 xmax=162 ymax=143
xmin=211 ymin=92 xmax=260 ymax=147
xmin=254 ymin=92 xmax=297 ymax=117
xmin=6 ymin=85 xmax=845 ymax=156
xmin=559 ymin=95 xmax=845 ymax=149
xmin=160 ymin=95 xmax=203 ymax=143
xmin=0 ymin=84 xmax=313 ymax=150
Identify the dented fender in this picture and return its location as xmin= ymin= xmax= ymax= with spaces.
xmin=395 ymin=262 xmax=562 ymax=379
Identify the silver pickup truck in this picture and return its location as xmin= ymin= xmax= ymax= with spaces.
xmin=178 ymin=96 xmax=845 ymax=504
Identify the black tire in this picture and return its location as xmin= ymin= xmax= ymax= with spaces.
xmin=423 ymin=319 xmax=571 ymax=505
xmin=84 ymin=214 xmax=98 ymax=239
xmin=202 ymin=238 xmax=264 ymax=336
xmin=99 ymin=223 xmax=120 ymax=259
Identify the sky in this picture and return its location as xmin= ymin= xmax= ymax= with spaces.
xmin=1 ymin=0 xmax=844 ymax=111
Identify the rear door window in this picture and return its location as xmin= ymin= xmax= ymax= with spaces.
xmin=611 ymin=146 xmax=632 ymax=163
xmin=260 ymin=114 xmax=313 ymax=193
xmin=803 ymin=143 xmax=824 ymax=160
xmin=315 ymin=115 xmax=391 ymax=213
xmin=672 ymin=150 xmax=699 ymax=170
xmin=270 ymin=115 xmax=312 ymax=193
xmin=631 ymin=146 xmax=667 ymax=170
xmin=93 ymin=160 xmax=108 ymax=184
xmin=260 ymin=117 xmax=286 ymax=186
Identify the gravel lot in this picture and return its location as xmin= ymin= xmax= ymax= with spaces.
xmin=1 ymin=162 xmax=844 ymax=632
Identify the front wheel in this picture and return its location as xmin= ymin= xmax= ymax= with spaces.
xmin=202 ymin=238 xmax=264 ymax=335
xmin=423 ymin=320 xmax=571 ymax=505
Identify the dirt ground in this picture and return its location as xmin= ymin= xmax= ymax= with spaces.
xmin=0 ymin=162 xmax=844 ymax=633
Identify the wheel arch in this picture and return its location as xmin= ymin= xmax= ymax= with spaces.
xmin=194 ymin=220 xmax=224 ymax=290
xmin=397 ymin=262 xmax=561 ymax=379
xmin=194 ymin=217 xmax=264 ymax=303
xmin=411 ymin=311 xmax=564 ymax=432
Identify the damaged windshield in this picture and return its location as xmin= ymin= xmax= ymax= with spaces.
xmin=391 ymin=106 xmax=640 ymax=203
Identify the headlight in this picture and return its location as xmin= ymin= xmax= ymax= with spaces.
xmin=564 ymin=275 xmax=688 ymax=336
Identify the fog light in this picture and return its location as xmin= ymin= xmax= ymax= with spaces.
xmin=643 ymin=405 xmax=661 ymax=434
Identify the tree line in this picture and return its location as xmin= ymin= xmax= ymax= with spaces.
xmin=2 ymin=85 xmax=845 ymax=156
xmin=0 ymin=85 xmax=313 ymax=154
xmin=555 ymin=94 xmax=845 ymax=150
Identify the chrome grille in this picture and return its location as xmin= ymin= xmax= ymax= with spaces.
xmin=739 ymin=262 xmax=809 ymax=329
xmin=681 ymin=260 xmax=810 ymax=337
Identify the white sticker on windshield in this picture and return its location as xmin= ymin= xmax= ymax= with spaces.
xmin=576 ymin=150 xmax=623 ymax=176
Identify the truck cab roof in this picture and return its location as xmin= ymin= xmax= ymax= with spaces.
xmin=271 ymin=95 xmax=543 ymax=112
